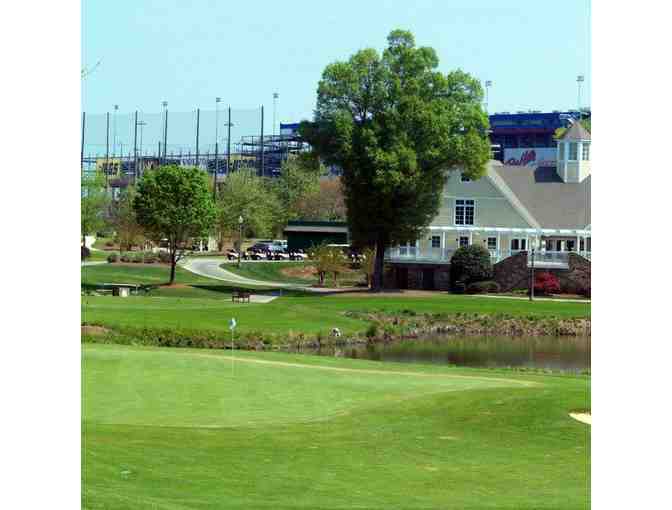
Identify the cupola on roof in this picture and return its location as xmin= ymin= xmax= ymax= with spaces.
xmin=561 ymin=121 xmax=591 ymax=141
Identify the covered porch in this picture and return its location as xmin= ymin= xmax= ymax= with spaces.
xmin=385 ymin=226 xmax=591 ymax=269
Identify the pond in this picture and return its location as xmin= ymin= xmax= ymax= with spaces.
xmin=298 ymin=335 xmax=590 ymax=372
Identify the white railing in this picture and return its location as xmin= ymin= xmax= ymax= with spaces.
xmin=385 ymin=247 xmax=592 ymax=267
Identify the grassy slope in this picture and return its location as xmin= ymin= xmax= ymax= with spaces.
xmin=82 ymin=293 xmax=590 ymax=335
xmin=224 ymin=261 xmax=365 ymax=287
xmin=83 ymin=344 xmax=590 ymax=510
xmin=223 ymin=261 xmax=316 ymax=285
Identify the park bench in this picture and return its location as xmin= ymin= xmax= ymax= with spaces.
xmin=231 ymin=289 xmax=251 ymax=303
xmin=103 ymin=283 xmax=141 ymax=297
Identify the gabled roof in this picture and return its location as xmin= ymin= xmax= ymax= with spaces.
xmin=488 ymin=162 xmax=590 ymax=230
xmin=560 ymin=121 xmax=591 ymax=141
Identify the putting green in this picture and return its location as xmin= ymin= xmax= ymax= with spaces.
xmin=83 ymin=345 xmax=589 ymax=510
xmin=83 ymin=345 xmax=531 ymax=428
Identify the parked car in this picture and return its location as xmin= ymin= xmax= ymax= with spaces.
xmin=273 ymin=250 xmax=290 ymax=261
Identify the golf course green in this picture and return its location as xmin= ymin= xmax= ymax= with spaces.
xmin=83 ymin=344 xmax=590 ymax=509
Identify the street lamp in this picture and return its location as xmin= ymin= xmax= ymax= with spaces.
xmin=238 ymin=215 xmax=244 ymax=268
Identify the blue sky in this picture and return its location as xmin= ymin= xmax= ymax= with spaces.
xmin=82 ymin=0 xmax=590 ymax=147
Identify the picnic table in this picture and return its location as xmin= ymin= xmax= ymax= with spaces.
xmin=231 ymin=289 xmax=251 ymax=303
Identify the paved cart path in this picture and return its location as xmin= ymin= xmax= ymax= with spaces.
xmin=180 ymin=257 xmax=345 ymax=294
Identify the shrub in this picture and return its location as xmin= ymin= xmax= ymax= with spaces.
xmin=81 ymin=246 xmax=91 ymax=261
xmin=466 ymin=280 xmax=500 ymax=294
xmin=144 ymin=252 xmax=157 ymax=264
xmin=132 ymin=253 xmax=144 ymax=263
xmin=449 ymin=245 xmax=493 ymax=289
xmin=534 ymin=272 xmax=560 ymax=295
xmin=120 ymin=253 xmax=132 ymax=263
xmin=105 ymin=240 xmax=115 ymax=247
xmin=107 ymin=252 xmax=119 ymax=263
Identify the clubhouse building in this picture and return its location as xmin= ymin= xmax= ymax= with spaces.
xmin=384 ymin=122 xmax=592 ymax=291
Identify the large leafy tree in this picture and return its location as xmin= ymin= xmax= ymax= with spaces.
xmin=216 ymin=169 xmax=282 ymax=249
xmin=301 ymin=29 xmax=491 ymax=289
xmin=134 ymin=165 xmax=216 ymax=284
xmin=272 ymin=153 xmax=321 ymax=224
xmin=294 ymin=178 xmax=346 ymax=221
xmin=81 ymin=171 xmax=110 ymax=245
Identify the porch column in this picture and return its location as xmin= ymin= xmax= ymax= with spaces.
xmin=442 ymin=231 xmax=446 ymax=260
xmin=497 ymin=232 xmax=501 ymax=262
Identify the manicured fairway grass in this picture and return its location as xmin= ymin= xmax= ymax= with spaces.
xmin=82 ymin=292 xmax=590 ymax=335
xmin=81 ymin=263 xmax=245 ymax=299
xmin=83 ymin=344 xmax=590 ymax=509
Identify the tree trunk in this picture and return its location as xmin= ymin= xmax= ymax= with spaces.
xmin=371 ymin=238 xmax=386 ymax=292
xmin=169 ymin=249 xmax=177 ymax=285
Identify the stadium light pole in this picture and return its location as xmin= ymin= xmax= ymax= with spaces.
xmin=137 ymin=120 xmax=147 ymax=177
xmin=162 ymin=101 xmax=168 ymax=163
xmin=273 ymin=92 xmax=279 ymax=138
xmin=113 ymin=104 xmax=119 ymax=158
xmin=485 ymin=81 xmax=492 ymax=113
xmin=226 ymin=106 xmax=233 ymax=174
xmin=576 ymin=75 xmax=584 ymax=120
xmin=214 ymin=97 xmax=221 ymax=200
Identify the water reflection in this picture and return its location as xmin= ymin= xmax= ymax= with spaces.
xmin=299 ymin=335 xmax=590 ymax=372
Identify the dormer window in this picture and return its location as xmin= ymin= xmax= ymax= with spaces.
xmin=582 ymin=143 xmax=590 ymax=161
xmin=569 ymin=142 xmax=578 ymax=161
xmin=460 ymin=173 xmax=472 ymax=182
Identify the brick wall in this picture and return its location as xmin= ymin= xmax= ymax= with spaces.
xmin=493 ymin=251 xmax=529 ymax=292
xmin=493 ymin=251 xmax=591 ymax=295
xmin=383 ymin=263 xmax=451 ymax=291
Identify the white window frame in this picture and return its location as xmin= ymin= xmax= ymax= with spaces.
xmin=569 ymin=142 xmax=578 ymax=161
xmin=454 ymin=198 xmax=475 ymax=226
xmin=510 ymin=238 xmax=527 ymax=251
xmin=487 ymin=237 xmax=497 ymax=250
xmin=582 ymin=142 xmax=590 ymax=161
xmin=459 ymin=236 xmax=470 ymax=248
xmin=430 ymin=235 xmax=441 ymax=248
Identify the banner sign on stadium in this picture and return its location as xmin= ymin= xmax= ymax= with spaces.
xmin=503 ymin=148 xmax=556 ymax=167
